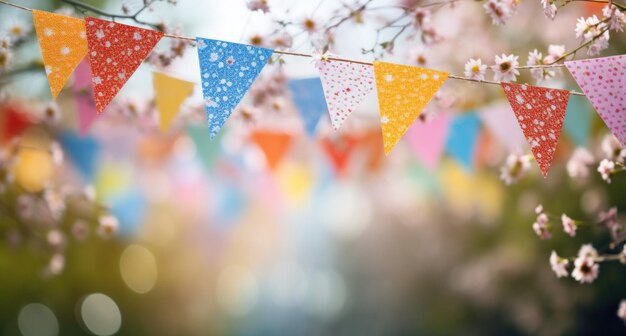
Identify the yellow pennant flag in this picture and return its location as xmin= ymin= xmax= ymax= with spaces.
xmin=373 ymin=61 xmax=448 ymax=155
xmin=32 ymin=10 xmax=87 ymax=99
xmin=153 ymin=72 xmax=195 ymax=132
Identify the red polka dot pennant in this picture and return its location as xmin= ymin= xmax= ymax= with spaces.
xmin=85 ymin=17 xmax=163 ymax=113
xmin=501 ymin=82 xmax=570 ymax=177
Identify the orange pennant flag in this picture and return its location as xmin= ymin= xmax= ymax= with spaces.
xmin=32 ymin=10 xmax=88 ymax=99
xmin=373 ymin=61 xmax=448 ymax=155
xmin=320 ymin=135 xmax=359 ymax=176
xmin=85 ymin=17 xmax=163 ymax=113
xmin=251 ymin=131 xmax=293 ymax=170
xmin=153 ymin=72 xmax=195 ymax=132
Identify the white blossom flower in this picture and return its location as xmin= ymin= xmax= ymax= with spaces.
xmin=550 ymin=251 xmax=569 ymax=277
xmin=601 ymin=134 xmax=626 ymax=162
xmin=5 ymin=20 xmax=28 ymax=42
xmin=97 ymin=215 xmax=119 ymax=238
xmin=561 ymin=214 xmax=577 ymax=237
xmin=535 ymin=204 xmax=543 ymax=214
xmin=588 ymin=36 xmax=609 ymax=56
xmin=492 ymin=53 xmax=520 ymax=82
xmin=598 ymin=159 xmax=615 ymax=183
xmin=541 ymin=0 xmax=557 ymax=20
xmin=46 ymin=229 xmax=65 ymax=249
xmin=0 ymin=34 xmax=10 ymax=50
xmin=246 ymin=0 xmax=269 ymax=13
xmin=578 ymin=244 xmax=598 ymax=259
xmin=483 ymin=0 xmax=515 ymax=25
xmin=572 ymin=256 xmax=599 ymax=283
xmin=566 ymin=147 xmax=594 ymax=178
xmin=603 ymin=5 xmax=626 ymax=32
xmin=464 ymin=58 xmax=487 ymax=81
xmin=47 ymin=253 xmax=65 ymax=275
xmin=618 ymin=300 xmax=626 ymax=322
xmin=500 ymin=153 xmax=532 ymax=185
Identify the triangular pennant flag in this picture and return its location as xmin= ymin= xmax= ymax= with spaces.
xmin=315 ymin=58 xmax=374 ymax=130
xmin=373 ymin=61 xmax=448 ymax=155
xmin=1 ymin=103 xmax=33 ymax=143
xmin=59 ymin=131 xmax=100 ymax=180
xmin=405 ymin=112 xmax=451 ymax=171
xmin=72 ymin=58 xmax=98 ymax=135
xmin=477 ymin=102 xmax=526 ymax=152
xmin=32 ymin=10 xmax=88 ymax=99
xmin=196 ymin=38 xmax=273 ymax=139
xmin=563 ymin=95 xmax=594 ymax=146
xmin=320 ymin=135 xmax=359 ymax=176
xmin=187 ymin=124 xmax=224 ymax=170
xmin=153 ymin=72 xmax=195 ymax=132
xmin=358 ymin=128 xmax=385 ymax=172
xmin=445 ymin=112 xmax=481 ymax=171
xmin=288 ymin=78 xmax=328 ymax=137
xmin=85 ymin=17 xmax=163 ymax=113
xmin=501 ymin=83 xmax=570 ymax=177
xmin=565 ymin=56 xmax=626 ymax=146
xmin=251 ymin=130 xmax=293 ymax=170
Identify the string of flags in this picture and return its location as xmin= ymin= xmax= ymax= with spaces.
xmin=2 ymin=2 xmax=626 ymax=177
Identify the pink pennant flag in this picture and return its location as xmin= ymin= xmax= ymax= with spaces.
xmin=477 ymin=102 xmax=526 ymax=152
xmin=72 ymin=59 xmax=98 ymax=135
xmin=405 ymin=112 xmax=451 ymax=171
xmin=565 ymin=55 xmax=626 ymax=146
xmin=501 ymin=83 xmax=570 ymax=177
xmin=315 ymin=57 xmax=375 ymax=130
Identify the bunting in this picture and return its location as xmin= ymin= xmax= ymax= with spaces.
xmin=320 ymin=135 xmax=359 ymax=175
xmin=315 ymin=57 xmax=375 ymax=130
xmin=501 ymin=83 xmax=570 ymax=177
xmin=85 ymin=17 xmax=163 ymax=112
xmin=153 ymin=72 xmax=195 ymax=132
xmin=59 ymin=131 xmax=100 ymax=180
xmin=405 ymin=112 xmax=451 ymax=171
xmin=251 ymin=130 xmax=293 ymax=170
xmin=373 ymin=61 xmax=448 ymax=155
xmin=288 ymin=78 xmax=328 ymax=137
xmin=477 ymin=102 xmax=526 ymax=152
xmin=445 ymin=112 xmax=481 ymax=171
xmin=565 ymin=55 xmax=626 ymax=146
xmin=32 ymin=10 xmax=88 ymax=99
xmin=563 ymin=95 xmax=594 ymax=146
xmin=196 ymin=38 xmax=273 ymax=139
xmin=72 ymin=59 xmax=98 ymax=135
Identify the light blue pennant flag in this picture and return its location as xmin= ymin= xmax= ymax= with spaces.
xmin=288 ymin=78 xmax=328 ymax=137
xmin=59 ymin=131 xmax=100 ymax=181
xmin=563 ymin=95 xmax=594 ymax=147
xmin=196 ymin=38 xmax=273 ymax=139
xmin=445 ymin=111 xmax=481 ymax=171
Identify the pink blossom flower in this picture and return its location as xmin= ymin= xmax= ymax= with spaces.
xmin=601 ymin=134 xmax=626 ymax=162
xmin=578 ymin=244 xmax=598 ymax=259
xmin=541 ymin=0 xmax=557 ymax=20
xmin=492 ymin=54 xmax=520 ymax=82
xmin=533 ymin=216 xmax=551 ymax=239
xmin=618 ymin=300 xmax=626 ymax=322
xmin=598 ymin=159 xmax=615 ymax=183
xmin=412 ymin=9 xmax=432 ymax=29
xmin=603 ymin=5 xmax=626 ymax=32
xmin=535 ymin=204 xmax=543 ymax=214
xmin=97 ymin=215 xmax=119 ymax=238
xmin=246 ymin=0 xmax=269 ymax=13
xmin=483 ymin=0 xmax=515 ymax=25
xmin=464 ymin=58 xmax=487 ymax=81
xmin=550 ymin=251 xmax=569 ymax=277
xmin=561 ymin=214 xmax=577 ymax=237
xmin=572 ymin=256 xmax=599 ymax=284
xmin=500 ymin=153 xmax=531 ymax=185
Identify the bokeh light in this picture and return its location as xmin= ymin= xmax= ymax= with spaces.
xmin=80 ymin=293 xmax=122 ymax=336
xmin=17 ymin=303 xmax=59 ymax=336
xmin=119 ymin=244 xmax=158 ymax=294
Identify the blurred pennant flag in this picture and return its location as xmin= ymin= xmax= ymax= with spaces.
xmin=85 ymin=17 xmax=163 ymax=113
xmin=72 ymin=59 xmax=98 ymax=135
xmin=153 ymin=72 xmax=195 ymax=132
xmin=565 ymin=55 xmax=626 ymax=146
xmin=357 ymin=128 xmax=384 ymax=172
xmin=563 ymin=95 xmax=594 ymax=146
xmin=0 ymin=103 xmax=33 ymax=143
xmin=186 ymin=124 xmax=224 ymax=170
xmin=32 ymin=10 xmax=88 ymax=99
xmin=373 ymin=61 xmax=448 ymax=155
xmin=445 ymin=112 xmax=481 ymax=171
xmin=320 ymin=135 xmax=359 ymax=176
xmin=477 ymin=102 xmax=526 ymax=152
xmin=315 ymin=57 xmax=374 ymax=130
xmin=59 ymin=131 xmax=100 ymax=180
xmin=288 ymin=78 xmax=328 ymax=137
xmin=196 ymin=38 xmax=273 ymax=139
xmin=251 ymin=130 xmax=293 ymax=170
xmin=405 ymin=112 xmax=451 ymax=171
xmin=501 ymin=83 xmax=570 ymax=177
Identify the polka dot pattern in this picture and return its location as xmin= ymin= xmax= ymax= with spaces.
xmin=315 ymin=58 xmax=374 ymax=130
xmin=32 ymin=10 xmax=87 ymax=99
xmin=85 ymin=17 xmax=163 ymax=113
xmin=373 ymin=61 xmax=448 ymax=155
xmin=565 ymin=56 xmax=626 ymax=146
xmin=501 ymin=82 xmax=570 ymax=177
xmin=196 ymin=38 xmax=273 ymax=140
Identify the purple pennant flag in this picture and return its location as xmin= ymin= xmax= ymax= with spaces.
xmin=72 ymin=59 xmax=98 ymax=135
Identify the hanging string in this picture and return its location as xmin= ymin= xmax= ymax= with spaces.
xmin=0 ymin=0 xmax=586 ymax=96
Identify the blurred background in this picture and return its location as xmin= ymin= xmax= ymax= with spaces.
xmin=1 ymin=0 xmax=626 ymax=335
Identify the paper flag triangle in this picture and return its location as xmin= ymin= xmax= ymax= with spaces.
xmin=187 ymin=124 xmax=224 ymax=170
xmin=373 ymin=61 xmax=448 ymax=155
xmin=358 ymin=129 xmax=384 ymax=172
xmin=32 ymin=10 xmax=88 ymax=99
xmin=501 ymin=83 xmax=570 ymax=177
xmin=563 ymin=95 xmax=594 ymax=146
xmin=315 ymin=58 xmax=374 ymax=130
xmin=1 ymin=103 xmax=33 ymax=143
xmin=405 ymin=112 xmax=451 ymax=171
xmin=85 ymin=17 xmax=163 ymax=113
xmin=59 ymin=131 xmax=100 ymax=180
xmin=445 ymin=112 xmax=481 ymax=171
xmin=251 ymin=130 xmax=293 ymax=170
xmin=320 ymin=135 xmax=359 ymax=176
xmin=72 ymin=59 xmax=98 ymax=135
xmin=565 ymin=56 xmax=626 ymax=146
xmin=477 ymin=103 xmax=526 ymax=153
xmin=196 ymin=38 xmax=273 ymax=139
xmin=153 ymin=72 xmax=195 ymax=132
xmin=288 ymin=78 xmax=328 ymax=137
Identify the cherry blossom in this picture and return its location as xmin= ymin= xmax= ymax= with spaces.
xmin=550 ymin=251 xmax=569 ymax=278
